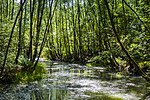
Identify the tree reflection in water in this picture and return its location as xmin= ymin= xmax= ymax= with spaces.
xmin=28 ymin=84 xmax=70 ymax=100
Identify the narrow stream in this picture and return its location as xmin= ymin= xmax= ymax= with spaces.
xmin=0 ymin=61 xmax=150 ymax=100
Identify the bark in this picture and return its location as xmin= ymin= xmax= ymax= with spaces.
xmin=32 ymin=0 xmax=45 ymax=62
xmin=5 ymin=0 xmax=8 ymax=17
xmin=11 ymin=0 xmax=14 ymax=20
xmin=28 ymin=0 xmax=36 ymax=60
xmin=122 ymin=0 xmax=150 ymax=34
xmin=1 ymin=0 xmax=26 ymax=77
xmin=104 ymin=0 xmax=150 ymax=82
xmin=55 ymin=10 xmax=60 ymax=58
xmin=72 ymin=0 xmax=78 ymax=60
xmin=77 ymin=0 xmax=82 ymax=59
xmin=96 ymin=0 xmax=103 ymax=52
xmin=0 ymin=0 xmax=2 ymax=22
xmin=65 ymin=3 xmax=71 ymax=59
xmin=33 ymin=0 xmax=58 ymax=70
xmin=15 ymin=0 xmax=23 ymax=64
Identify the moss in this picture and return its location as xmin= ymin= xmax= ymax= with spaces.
xmin=84 ymin=91 xmax=123 ymax=100
xmin=16 ymin=62 xmax=46 ymax=83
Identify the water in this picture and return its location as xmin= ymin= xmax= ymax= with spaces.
xmin=0 ymin=61 xmax=150 ymax=100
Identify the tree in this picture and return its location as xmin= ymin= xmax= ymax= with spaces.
xmin=0 ymin=0 xmax=27 ymax=77
xmin=104 ymin=0 xmax=150 ymax=82
xmin=15 ymin=0 xmax=24 ymax=64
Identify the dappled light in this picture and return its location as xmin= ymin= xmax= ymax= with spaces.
xmin=0 ymin=0 xmax=150 ymax=99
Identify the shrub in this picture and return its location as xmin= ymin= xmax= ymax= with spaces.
xmin=16 ymin=56 xmax=47 ymax=83
xmin=87 ymin=51 xmax=111 ymax=66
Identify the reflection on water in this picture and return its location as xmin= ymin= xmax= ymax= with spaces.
xmin=0 ymin=82 xmax=71 ymax=100
xmin=0 ymin=61 xmax=150 ymax=100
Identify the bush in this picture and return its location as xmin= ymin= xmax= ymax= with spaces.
xmin=87 ymin=51 xmax=111 ymax=66
xmin=16 ymin=62 xmax=46 ymax=83
xmin=16 ymin=56 xmax=47 ymax=83
xmin=139 ymin=61 xmax=150 ymax=72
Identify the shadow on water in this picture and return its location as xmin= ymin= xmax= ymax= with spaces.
xmin=0 ymin=82 xmax=70 ymax=100
xmin=0 ymin=61 xmax=150 ymax=100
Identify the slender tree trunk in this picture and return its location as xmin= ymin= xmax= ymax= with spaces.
xmin=0 ymin=0 xmax=2 ymax=22
xmin=5 ymin=0 xmax=9 ymax=17
xmin=59 ymin=2 xmax=63 ymax=60
xmin=97 ymin=0 xmax=103 ymax=52
xmin=77 ymin=0 xmax=82 ymax=60
xmin=104 ymin=0 xmax=150 ymax=82
xmin=11 ymin=0 xmax=14 ymax=20
xmin=122 ymin=0 xmax=127 ymax=36
xmin=15 ymin=0 xmax=23 ymax=64
xmin=55 ymin=10 xmax=60 ymax=58
xmin=122 ymin=0 xmax=150 ymax=34
xmin=72 ymin=0 xmax=78 ymax=60
xmin=63 ymin=5 xmax=68 ymax=60
xmin=22 ymin=1 xmax=27 ymax=55
xmin=32 ymin=0 xmax=45 ymax=62
xmin=1 ymin=0 xmax=4 ymax=22
xmin=28 ymin=0 xmax=36 ymax=60
xmin=9 ymin=0 xmax=12 ymax=19
xmin=0 ymin=0 xmax=26 ymax=77
xmin=61 ymin=5 xmax=67 ymax=60
xmin=65 ymin=3 xmax=71 ymax=59
xmin=33 ymin=0 xmax=58 ymax=69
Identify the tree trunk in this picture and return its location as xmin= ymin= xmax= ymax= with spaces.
xmin=104 ymin=0 xmax=150 ymax=82
xmin=1 ymin=0 xmax=26 ymax=77
xmin=28 ymin=0 xmax=36 ymax=60
xmin=15 ymin=0 xmax=23 ymax=64
xmin=32 ymin=0 xmax=45 ymax=62
xmin=11 ymin=0 xmax=14 ymax=20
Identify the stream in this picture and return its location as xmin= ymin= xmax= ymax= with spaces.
xmin=0 ymin=61 xmax=150 ymax=100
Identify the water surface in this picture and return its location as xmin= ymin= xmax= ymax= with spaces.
xmin=0 ymin=61 xmax=150 ymax=100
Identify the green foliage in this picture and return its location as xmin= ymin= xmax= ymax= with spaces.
xmin=18 ymin=55 xmax=32 ymax=69
xmin=116 ymin=58 xmax=127 ymax=67
xmin=16 ymin=56 xmax=46 ymax=83
xmin=16 ymin=62 xmax=46 ymax=83
xmin=87 ymin=51 xmax=111 ymax=66
xmin=84 ymin=91 xmax=123 ymax=100
xmin=0 ymin=0 xmax=150 ymax=84
xmin=33 ymin=62 xmax=47 ymax=80
xmin=139 ymin=61 xmax=150 ymax=71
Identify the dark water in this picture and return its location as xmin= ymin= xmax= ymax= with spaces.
xmin=0 ymin=61 xmax=150 ymax=100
